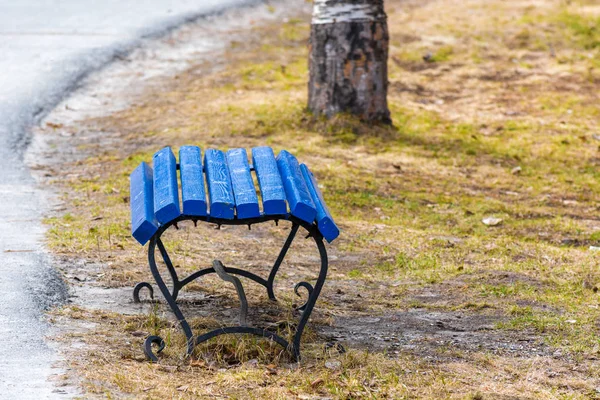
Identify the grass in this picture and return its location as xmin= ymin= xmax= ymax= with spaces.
xmin=39 ymin=0 xmax=600 ymax=398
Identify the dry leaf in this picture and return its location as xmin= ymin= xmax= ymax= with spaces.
xmin=265 ymin=365 xmax=278 ymax=375
xmin=311 ymin=378 xmax=324 ymax=388
xmin=157 ymin=365 xmax=178 ymax=373
xmin=190 ymin=359 xmax=206 ymax=367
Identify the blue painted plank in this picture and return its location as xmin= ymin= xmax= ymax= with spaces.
xmin=179 ymin=146 xmax=207 ymax=216
xmin=276 ymin=150 xmax=316 ymax=223
xmin=152 ymin=147 xmax=181 ymax=224
xmin=300 ymin=164 xmax=340 ymax=243
xmin=204 ymin=148 xmax=235 ymax=219
xmin=226 ymin=148 xmax=260 ymax=219
xmin=252 ymin=147 xmax=287 ymax=215
xmin=130 ymin=162 xmax=159 ymax=245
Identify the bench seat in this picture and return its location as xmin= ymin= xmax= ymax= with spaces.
xmin=130 ymin=146 xmax=340 ymax=245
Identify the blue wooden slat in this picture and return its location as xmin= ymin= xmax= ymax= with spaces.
xmin=153 ymin=147 xmax=181 ymax=224
xmin=179 ymin=146 xmax=207 ymax=216
xmin=276 ymin=150 xmax=316 ymax=223
xmin=130 ymin=162 xmax=159 ymax=245
xmin=300 ymin=164 xmax=340 ymax=243
xmin=252 ymin=147 xmax=287 ymax=215
xmin=226 ymin=148 xmax=260 ymax=219
xmin=204 ymin=148 xmax=235 ymax=219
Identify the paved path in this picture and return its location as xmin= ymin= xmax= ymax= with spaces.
xmin=0 ymin=1 xmax=251 ymax=397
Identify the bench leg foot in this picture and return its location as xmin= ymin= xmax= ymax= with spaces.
xmin=144 ymin=335 xmax=165 ymax=362
xmin=133 ymin=282 xmax=154 ymax=303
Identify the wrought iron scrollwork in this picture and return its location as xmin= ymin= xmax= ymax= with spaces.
xmin=136 ymin=215 xmax=328 ymax=362
xmin=133 ymin=282 xmax=154 ymax=303
xmin=294 ymin=281 xmax=314 ymax=311
xmin=144 ymin=335 xmax=166 ymax=362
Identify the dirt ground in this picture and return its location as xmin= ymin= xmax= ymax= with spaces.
xmin=31 ymin=0 xmax=600 ymax=398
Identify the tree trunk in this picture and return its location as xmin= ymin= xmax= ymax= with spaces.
xmin=308 ymin=0 xmax=391 ymax=124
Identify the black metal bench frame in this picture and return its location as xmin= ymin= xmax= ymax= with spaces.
xmin=133 ymin=213 xmax=328 ymax=362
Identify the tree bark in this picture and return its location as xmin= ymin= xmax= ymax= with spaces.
xmin=308 ymin=0 xmax=391 ymax=124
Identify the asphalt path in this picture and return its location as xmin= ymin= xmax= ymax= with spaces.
xmin=0 ymin=1 xmax=254 ymax=397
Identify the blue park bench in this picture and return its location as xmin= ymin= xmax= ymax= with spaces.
xmin=130 ymin=146 xmax=339 ymax=361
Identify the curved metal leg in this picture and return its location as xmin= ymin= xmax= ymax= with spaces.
xmin=148 ymin=236 xmax=195 ymax=356
xmin=267 ymin=223 xmax=299 ymax=301
xmin=291 ymin=235 xmax=328 ymax=361
xmin=156 ymin=238 xmax=181 ymax=301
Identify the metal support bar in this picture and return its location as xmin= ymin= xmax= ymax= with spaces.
xmin=147 ymin=236 xmax=195 ymax=355
xmin=179 ymin=266 xmax=269 ymax=289
xmin=267 ymin=223 xmax=299 ymax=300
xmin=291 ymin=236 xmax=328 ymax=360
xmin=157 ymin=238 xmax=181 ymax=301
xmin=212 ymin=260 xmax=248 ymax=327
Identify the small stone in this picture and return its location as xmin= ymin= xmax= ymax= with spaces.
xmin=482 ymin=217 xmax=503 ymax=226
xmin=511 ymin=166 xmax=522 ymax=175
xmin=590 ymin=246 xmax=600 ymax=252
xmin=325 ymin=360 xmax=341 ymax=370
xmin=566 ymin=319 xmax=577 ymax=324
xmin=358 ymin=317 xmax=381 ymax=323
xmin=430 ymin=235 xmax=463 ymax=246
xmin=245 ymin=359 xmax=258 ymax=367
xmin=553 ymin=350 xmax=562 ymax=358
